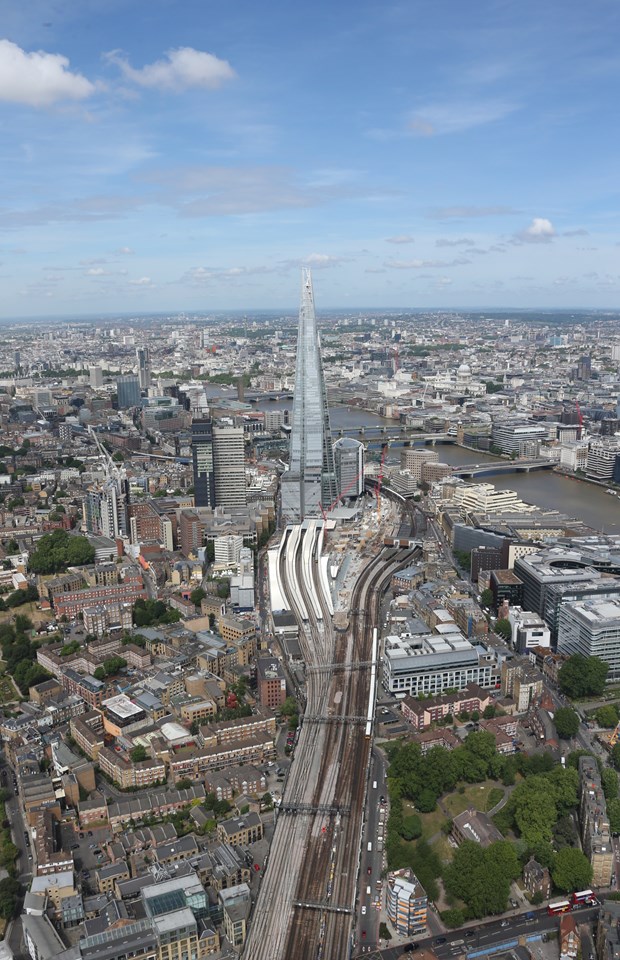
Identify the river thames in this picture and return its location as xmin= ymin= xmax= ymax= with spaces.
xmin=241 ymin=395 xmax=620 ymax=534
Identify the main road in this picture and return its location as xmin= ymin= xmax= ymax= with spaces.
xmin=243 ymin=525 xmax=414 ymax=960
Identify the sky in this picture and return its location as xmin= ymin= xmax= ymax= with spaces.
xmin=0 ymin=0 xmax=619 ymax=317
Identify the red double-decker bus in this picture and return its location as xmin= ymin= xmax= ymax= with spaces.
xmin=547 ymin=900 xmax=572 ymax=915
xmin=571 ymin=890 xmax=596 ymax=906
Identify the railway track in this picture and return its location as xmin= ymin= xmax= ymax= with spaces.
xmin=244 ymin=527 xmax=415 ymax=960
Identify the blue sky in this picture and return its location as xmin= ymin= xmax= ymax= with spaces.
xmin=0 ymin=0 xmax=619 ymax=316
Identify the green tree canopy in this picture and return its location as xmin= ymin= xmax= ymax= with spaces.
xmin=596 ymin=704 xmax=619 ymax=729
xmin=480 ymin=589 xmax=494 ymax=608
xmin=444 ymin=840 xmax=513 ymax=918
xmin=551 ymin=847 xmax=593 ymax=893
xmin=131 ymin=746 xmax=147 ymax=762
xmin=29 ymin=529 xmax=95 ymax=574
xmin=494 ymin=618 xmax=512 ymax=641
xmin=190 ymin=587 xmax=206 ymax=607
xmin=554 ymin=707 xmax=580 ymax=739
xmin=559 ymin=654 xmax=609 ymax=698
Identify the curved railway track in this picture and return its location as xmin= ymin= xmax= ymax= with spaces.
xmin=244 ymin=526 xmax=416 ymax=960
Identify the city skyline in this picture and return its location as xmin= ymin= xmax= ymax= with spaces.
xmin=1 ymin=0 xmax=620 ymax=316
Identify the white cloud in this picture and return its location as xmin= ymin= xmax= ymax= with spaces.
xmin=436 ymin=237 xmax=473 ymax=247
xmin=117 ymin=246 xmax=134 ymax=254
xmin=427 ymin=205 xmax=518 ymax=220
xmin=385 ymin=235 xmax=414 ymax=245
xmin=86 ymin=267 xmax=106 ymax=275
xmin=130 ymin=276 xmax=152 ymax=285
xmin=385 ymin=257 xmax=470 ymax=269
xmin=563 ymin=228 xmax=589 ymax=237
xmin=107 ymin=46 xmax=235 ymax=92
xmin=408 ymin=99 xmax=517 ymax=136
xmin=517 ymin=217 xmax=555 ymax=243
xmin=0 ymin=39 xmax=95 ymax=107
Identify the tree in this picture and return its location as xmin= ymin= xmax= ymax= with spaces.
xmin=559 ymin=655 xmax=609 ymax=698
xmin=208 ymin=612 xmax=216 ymax=631
xmin=28 ymin=529 xmax=95 ymax=574
xmin=93 ymin=667 xmax=106 ymax=681
xmin=190 ymin=587 xmax=206 ymax=608
xmin=551 ymin=847 xmax=593 ymax=893
xmin=480 ymin=589 xmax=494 ymax=609
xmin=0 ymin=877 xmax=20 ymax=920
xmin=553 ymin=814 xmax=577 ymax=848
xmin=131 ymin=746 xmax=147 ymax=763
xmin=554 ymin=707 xmax=580 ymax=739
xmin=176 ymin=778 xmax=193 ymax=790
xmin=103 ymin=656 xmax=127 ymax=676
xmin=483 ymin=704 xmax=497 ymax=720
xmin=608 ymin=798 xmax=620 ymax=835
xmin=596 ymin=704 xmax=619 ymax=729
xmin=281 ymin=696 xmax=298 ymax=717
xmin=495 ymin=619 xmax=512 ymax=641
xmin=601 ymin=768 xmax=618 ymax=802
xmin=512 ymin=776 xmax=558 ymax=844
xmin=441 ymin=908 xmax=466 ymax=928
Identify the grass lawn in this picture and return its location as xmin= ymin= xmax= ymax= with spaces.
xmin=413 ymin=805 xmax=448 ymax=841
xmin=0 ymin=675 xmax=18 ymax=704
xmin=432 ymin=834 xmax=455 ymax=864
xmin=0 ymin=603 xmax=52 ymax=627
xmin=442 ymin=781 xmax=504 ymax=818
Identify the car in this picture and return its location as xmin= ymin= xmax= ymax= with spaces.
xmin=367 ymin=866 xmax=371 ymax=875
xmin=79 ymin=833 xmax=84 ymax=839
xmin=510 ymin=899 xmax=518 ymax=908
xmin=403 ymin=944 xmax=418 ymax=953
xmin=88 ymin=831 xmax=93 ymax=836
xmin=500 ymin=920 xmax=510 ymax=928
xmin=361 ymin=906 xmax=366 ymax=916
xmin=361 ymin=931 xmax=366 ymax=939
xmin=465 ymin=931 xmax=475 ymax=938
xmin=379 ymin=796 xmax=386 ymax=804
xmin=434 ymin=938 xmax=447 ymax=945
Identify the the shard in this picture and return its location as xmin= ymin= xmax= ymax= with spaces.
xmin=281 ymin=268 xmax=338 ymax=523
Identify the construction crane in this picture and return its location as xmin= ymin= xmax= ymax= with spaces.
xmin=87 ymin=424 xmax=125 ymax=484
xmin=320 ymin=467 xmax=367 ymax=520
xmin=575 ymin=399 xmax=584 ymax=436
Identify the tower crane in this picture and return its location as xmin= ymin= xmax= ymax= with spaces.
xmin=87 ymin=424 xmax=126 ymax=484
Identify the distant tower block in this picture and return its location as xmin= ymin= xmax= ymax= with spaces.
xmin=281 ymin=269 xmax=337 ymax=523
xmin=237 ymin=377 xmax=245 ymax=402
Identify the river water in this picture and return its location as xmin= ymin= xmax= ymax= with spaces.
xmin=244 ymin=397 xmax=620 ymax=533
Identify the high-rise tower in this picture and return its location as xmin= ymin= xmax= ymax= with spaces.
xmin=281 ymin=269 xmax=338 ymax=523
xmin=136 ymin=346 xmax=151 ymax=390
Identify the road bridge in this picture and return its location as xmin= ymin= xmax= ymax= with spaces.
xmin=451 ymin=458 xmax=554 ymax=478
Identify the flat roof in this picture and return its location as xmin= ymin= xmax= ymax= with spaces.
xmin=102 ymin=694 xmax=144 ymax=719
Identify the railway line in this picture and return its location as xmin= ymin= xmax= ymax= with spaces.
xmin=244 ymin=521 xmax=415 ymax=960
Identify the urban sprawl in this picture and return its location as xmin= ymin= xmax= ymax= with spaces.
xmin=1 ymin=279 xmax=620 ymax=960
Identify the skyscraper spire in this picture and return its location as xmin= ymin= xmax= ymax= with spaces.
xmin=281 ymin=269 xmax=338 ymax=523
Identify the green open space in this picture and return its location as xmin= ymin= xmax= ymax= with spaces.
xmin=443 ymin=781 xmax=505 ymax=818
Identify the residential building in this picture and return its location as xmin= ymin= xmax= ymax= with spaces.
xmin=256 ymin=658 xmax=287 ymax=709
xmin=217 ymin=813 xmax=263 ymax=846
xmin=400 ymin=684 xmax=491 ymax=731
xmin=560 ymin=914 xmax=579 ymax=960
xmin=220 ymin=883 xmax=251 ymax=948
xmin=523 ymin=857 xmax=552 ymax=900
xmin=579 ymin=756 xmax=614 ymax=887
xmin=386 ymin=870 xmax=427 ymax=937
xmin=451 ymin=808 xmax=503 ymax=847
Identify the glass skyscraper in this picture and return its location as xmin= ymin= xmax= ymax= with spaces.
xmin=281 ymin=269 xmax=337 ymax=523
